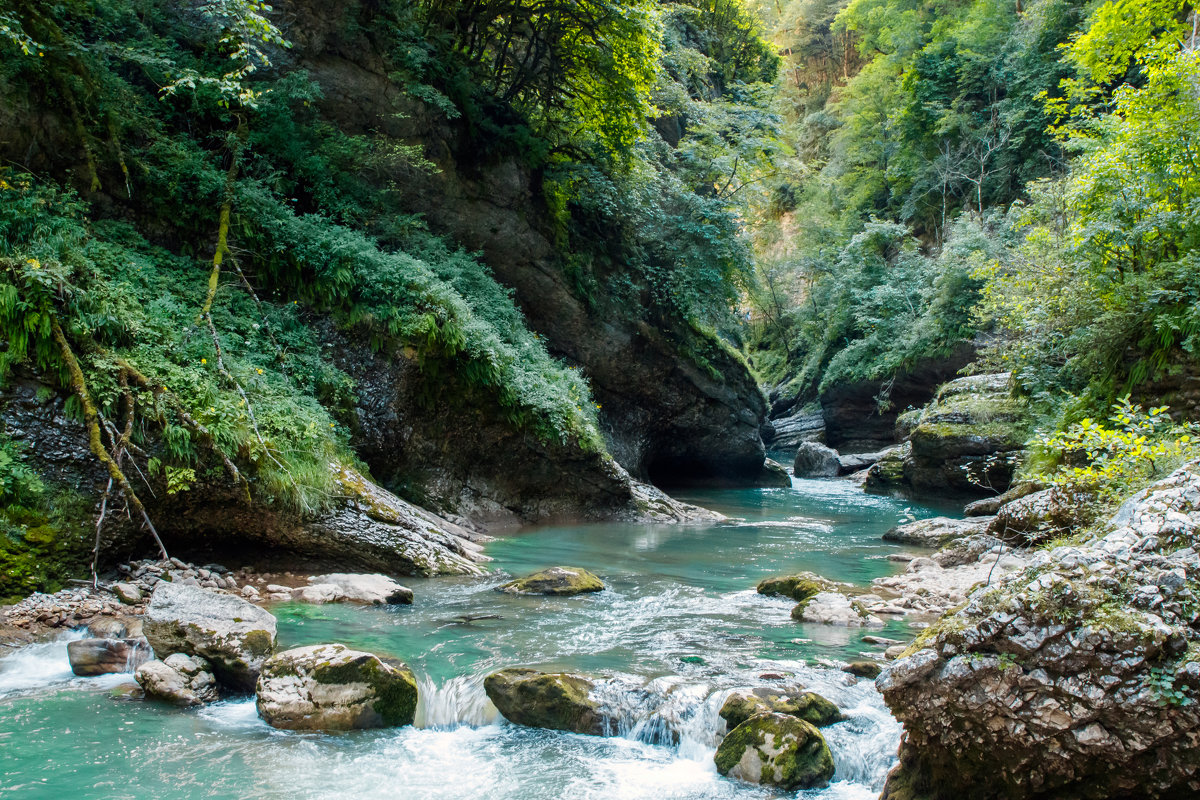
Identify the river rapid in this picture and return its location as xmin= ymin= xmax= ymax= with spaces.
xmin=0 ymin=477 xmax=956 ymax=800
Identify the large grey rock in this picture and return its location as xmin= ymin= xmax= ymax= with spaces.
xmin=987 ymin=487 xmax=1094 ymax=546
xmin=714 ymin=712 xmax=835 ymax=790
xmin=766 ymin=405 xmax=826 ymax=450
xmin=295 ymin=573 xmax=414 ymax=605
xmin=757 ymin=458 xmax=792 ymax=487
xmin=483 ymin=668 xmax=607 ymax=735
xmin=67 ymin=637 xmax=150 ymax=676
xmin=793 ymin=442 xmax=840 ymax=478
xmin=136 ymin=653 xmax=220 ymax=706
xmin=792 ymin=592 xmax=883 ymax=627
xmin=143 ymin=583 xmax=277 ymax=691
xmin=255 ymin=643 xmax=418 ymax=730
xmin=497 ymin=567 xmax=605 ymax=596
xmin=883 ymin=515 xmax=994 ymax=547
xmin=879 ymin=461 xmax=1200 ymax=800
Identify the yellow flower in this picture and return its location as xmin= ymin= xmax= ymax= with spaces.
xmin=256 ymin=368 xmax=263 ymax=374
xmin=201 ymin=358 xmax=207 ymax=364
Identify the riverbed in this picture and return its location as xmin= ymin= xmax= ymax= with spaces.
xmin=0 ymin=478 xmax=955 ymax=799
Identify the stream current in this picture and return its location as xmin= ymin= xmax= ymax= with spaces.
xmin=0 ymin=477 xmax=955 ymax=799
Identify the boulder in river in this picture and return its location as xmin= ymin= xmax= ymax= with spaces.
xmin=987 ymin=486 xmax=1094 ymax=546
xmin=294 ymin=573 xmax=414 ymax=605
xmin=792 ymin=592 xmax=884 ymax=627
xmin=758 ymin=458 xmax=793 ymax=487
xmin=843 ymin=660 xmax=882 ymax=679
xmin=720 ymin=687 xmax=844 ymax=729
xmin=255 ymin=643 xmax=418 ymax=730
xmin=883 ymin=515 xmax=993 ymax=547
xmin=142 ymin=582 xmax=277 ymax=691
xmin=756 ymin=573 xmax=831 ymax=602
xmin=136 ymin=653 xmax=220 ymax=706
xmin=497 ymin=567 xmax=605 ymax=596
xmin=714 ymin=711 xmax=835 ymax=790
xmin=793 ymin=442 xmax=840 ymax=478
xmin=67 ymin=637 xmax=150 ymax=676
xmin=484 ymin=668 xmax=607 ymax=735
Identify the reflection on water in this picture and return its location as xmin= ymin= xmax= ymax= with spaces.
xmin=0 ymin=478 xmax=955 ymax=800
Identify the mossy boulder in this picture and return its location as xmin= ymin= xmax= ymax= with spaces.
xmin=142 ymin=582 xmax=277 ymax=691
xmin=136 ymin=653 xmax=220 ymax=707
xmin=255 ymin=643 xmax=418 ymax=730
xmin=720 ymin=687 xmax=844 ymax=729
xmin=843 ymin=660 xmax=883 ymax=679
xmin=483 ymin=667 xmax=607 ymax=735
xmin=497 ymin=567 xmax=605 ymax=596
xmin=714 ymin=711 xmax=835 ymax=790
xmin=756 ymin=572 xmax=831 ymax=602
xmin=758 ymin=458 xmax=793 ymax=487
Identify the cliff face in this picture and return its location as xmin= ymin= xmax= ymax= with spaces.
xmin=878 ymin=462 xmax=1200 ymax=799
xmin=279 ymin=0 xmax=769 ymax=487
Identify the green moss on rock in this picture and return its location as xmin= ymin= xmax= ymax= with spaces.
xmin=483 ymin=667 xmax=606 ymax=734
xmin=714 ymin=711 xmax=835 ymax=790
xmin=757 ymin=573 xmax=829 ymax=602
xmin=497 ymin=567 xmax=605 ymax=596
xmin=720 ymin=688 xmax=844 ymax=728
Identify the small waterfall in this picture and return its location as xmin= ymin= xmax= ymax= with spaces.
xmin=0 ymin=631 xmax=84 ymax=696
xmin=124 ymin=639 xmax=152 ymax=673
xmin=821 ymin=698 xmax=902 ymax=791
xmin=415 ymin=674 xmax=500 ymax=730
xmin=590 ymin=676 xmax=730 ymax=757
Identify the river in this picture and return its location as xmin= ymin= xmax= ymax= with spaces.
xmin=0 ymin=477 xmax=956 ymax=799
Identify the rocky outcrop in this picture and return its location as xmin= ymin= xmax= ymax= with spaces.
xmin=483 ymin=668 xmax=608 ymax=735
xmin=255 ymin=643 xmax=418 ymax=730
xmin=878 ymin=461 xmax=1200 ymax=800
xmin=963 ymin=481 xmax=1043 ymax=517
xmin=714 ymin=712 xmax=835 ymax=790
xmin=67 ymin=637 xmax=150 ymax=676
xmin=817 ymin=345 xmax=977 ymax=452
xmin=866 ymin=374 xmax=1030 ymax=497
xmin=142 ymin=583 xmax=277 ymax=691
xmin=793 ymin=442 xmax=840 ymax=478
xmin=719 ymin=687 xmax=843 ymax=729
xmin=497 ymin=567 xmax=606 ymax=596
xmin=136 ymin=654 xmax=220 ymax=707
xmin=792 ymin=591 xmax=884 ymax=627
xmin=292 ymin=573 xmax=413 ymax=605
xmin=763 ymin=403 xmax=826 ymax=450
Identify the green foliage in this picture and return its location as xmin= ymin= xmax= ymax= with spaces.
xmin=1033 ymin=397 xmax=1200 ymax=503
xmin=0 ymin=434 xmax=43 ymax=507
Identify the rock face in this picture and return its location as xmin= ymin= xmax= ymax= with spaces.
xmin=142 ymin=583 xmax=277 ymax=691
xmin=483 ymin=668 xmax=607 ymax=735
xmin=756 ymin=573 xmax=831 ymax=602
xmin=136 ymin=654 xmax=220 ymax=706
xmin=497 ymin=567 xmax=605 ymax=596
xmin=878 ymin=461 xmax=1200 ymax=800
xmin=792 ymin=591 xmax=883 ymax=627
xmin=793 ymin=442 xmax=840 ymax=478
xmin=719 ymin=687 xmax=843 ymax=729
xmin=869 ymin=373 xmax=1029 ymax=497
xmin=67 ymin=637 xmax=150 ymax=676
xmin=764 ymin=403 xmax=826 ymax=450
xmin=255 ymin=643 xmax=419 ymax=730
xmin=275 ymin=0 xmax=769 ymax=492
xmin=816 ymin=345 xmax=977 ymax=452
xmin=293 ymin=573 xmax=414 ymax=605
xmin=714 ymin=712 xmax=835 ymax=790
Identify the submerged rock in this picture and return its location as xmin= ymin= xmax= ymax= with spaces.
xmin=293 ymin=573 xmax=414 ymax=605
xmin=497 ymin=567 xmax=605 ymax=596
xmin=843 ymin=661 xmax=882 ymax=679
xmin=714 ymin=712 xmax=835 ymax=790
xmin=792 ymin=592 xmax=883 ymax=627
xmin=879 ymin=460 xmax=1200 ymax=799
xmin=719 ymin=687 xmax=843 ymax=729
xmin=255 ymin=643 xmax=418 ymax=730
xmin=793 ymin=442 xmax=840 ymax=478
xmin=483 ymin=668 xmax=607 ymax=735
xmin=756 ymin=573 xmax=831 ymax=602
xmin=142 ymin=583 xmax=277 ymax=691
xmin=136 ymin=653 xmax=219 ymax=707
xmin=67 ymin=637 xmax=150 ymax=676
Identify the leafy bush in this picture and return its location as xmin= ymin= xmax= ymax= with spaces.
xmin=1033 ymin=398 xmax=1200 ymax=503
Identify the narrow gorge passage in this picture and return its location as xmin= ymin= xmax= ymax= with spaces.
xmin=0 ymin=478 xmax=956 ymax=799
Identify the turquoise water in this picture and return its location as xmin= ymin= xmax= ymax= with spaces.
xmin=0 ymin=478 xmax=954 ymax=800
